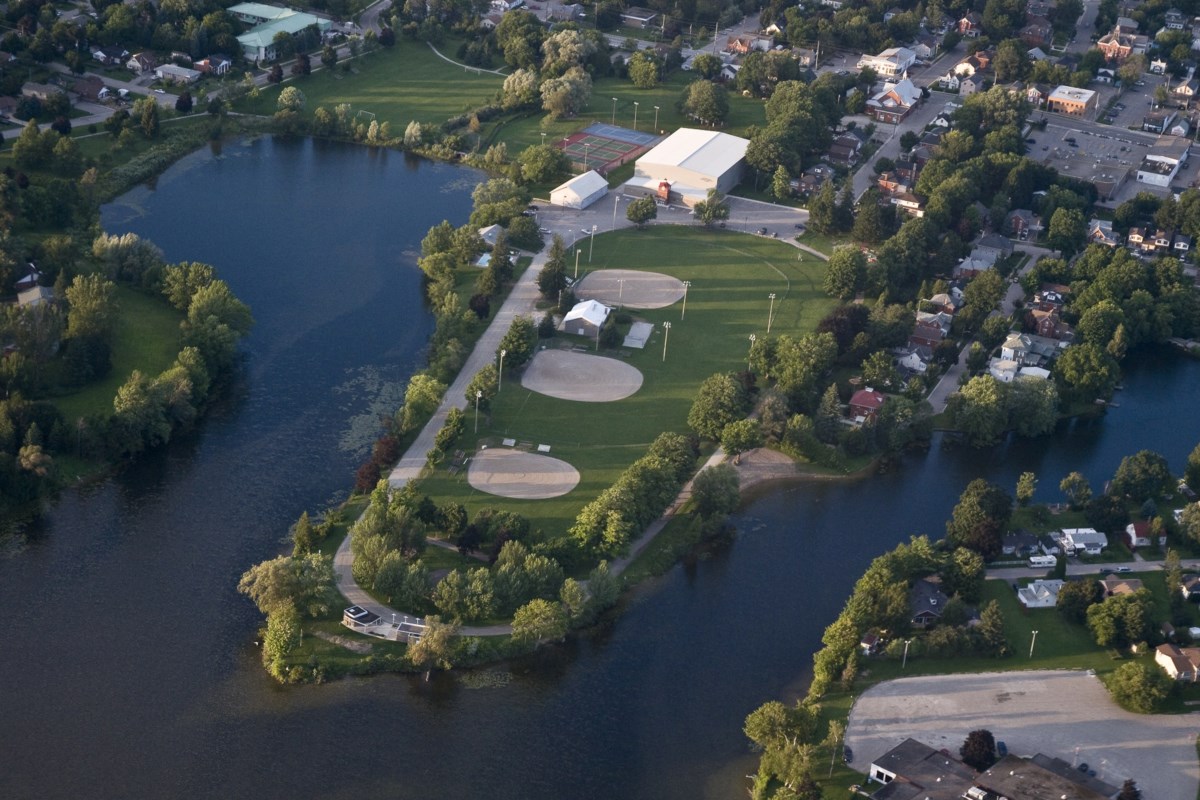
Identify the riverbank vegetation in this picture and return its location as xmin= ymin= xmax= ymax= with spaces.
xmin=741 ymin=445 xmax=1200 ymax=797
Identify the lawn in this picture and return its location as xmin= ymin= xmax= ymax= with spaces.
xmin=415 ymin=225 xmax=834 ymax=540
xmin=235 ymin=39 xmax=506 ymax=127
xmin=50 ymin=286 xmax=183 ymax=422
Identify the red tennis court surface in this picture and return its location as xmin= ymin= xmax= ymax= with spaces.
xmin=556 ymin=123 xmax=659 ymax=174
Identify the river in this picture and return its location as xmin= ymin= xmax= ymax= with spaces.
xmin=2 ymin=137 xmax=1199 ymax=800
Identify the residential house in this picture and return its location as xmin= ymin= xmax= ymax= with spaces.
xmin=1166 ymin=8 xmax=1188 ymax=30
xmin=826 ymin=132 xmax=863 ymax=164
xmin=1086 ymin=217 xmax=1120 ymax=246
xmin=953 ymin=248 xmax=999 ymax=279
xmin=1181 ymin=574 xmax=1200 ymax=601
xmin=975 ymin=233 xmax=1014 ymax=259
xmin=1171 ymin=78 xmax=1199 ymax=108
xmin=1026 ymin=0 xmax=1052 ymax=16
xmin=17 ymin=286 xmax=54 ymax=308
xmin=959 ymin=73 xmax=987 ymax=96
xmin=194 ymin=54 xmax=233 ymax=75
xmin=1128 ymin=226 xmax=1149 ymax=249
xmin=876 ymin=170 xmax=911 ymax=194
xmin=867 ymin=78 xmax=922 ymax=123
xmin=619 ymin=6 xmax=658 ymax=28
xmin=478 ymin=224 xmax=504 ymax=247
xmin=1099 ymin=576 xmax=1144 ymax=596
xmin=70 ymin=75 xmax=107 ymax=102
xmin=1028 ymin=46 xmax=1050 ymax=60
xmin=925 ymin=292 xmax=960 ymax=314
xmin=1038 ymin=534 xmax=1061 ymax=555
xmin=14 ymin=263 xmax=41 ymax=292
xmin=909 ymin=576 xmax=950 ymax=628
xmin=1021 ymin=15 xmax=1053 ymax=47
xmin=1171 ymin=118 xmax=1192 ymax=137
xmin=958 ymin=12 xmax=983 ymax=37
xmin=155 ymin=64 xmax=202 ymax=84
xmin=794 ymin=47 xmax=818 ymax=67
xmin=91 ymin=45 xmax=129 ymax=64
xmin=0 ymin=96 xmax=17 ymax=119
xmin=21 ymin=82 xmax=63 ymax=101
xmin=1143 ymin=108 xmax=1178 ymax=133
xmin=725 ymin=35 xmax=772 ymax=55
xmin=897 ymin=346 xmax=932 ymax=374
xmin=891 ymin=192 xmax=926 ymax=217
xmin=1157 ymin=644 xmax=1200 ymax=680
xmin=1151 ymin=56 xmax=1168 ymax=74
xmin=1006 ymin=208 xmax=1041 ymax=238
xmin=1002 ymin=529 xmax=1040 ymax=556
xmin=1027 ymin=307 xmax=1073 ymax=340
xmin=883 ymin=7 xmax=903 ymax=22
xmin=908 ymin=320 xmax=945 ymax=349
xmin=1018 ymin=579 xmax=1065 ymax=608
xmin=912 ymin=34 xmax=939 ymax=61
xmin=1059 ymin=527 xmax=1108 ymax=555
xmin=1115 ymin=15 xmax=1138 ymax=34
xmin=849 ymin=388 xmax=886 ymax=422
xmin=857 ymin=46 xmax=916 ymax=78
xmin=1153 ymin=228 xmax=1176 ymax=252
xmin=1125 ymin=520 xmax=1153 ymax=548
xmin=989 ymin=358 xmax=1020 ymax=382
xmin=126 ymin=53 xmax=157 ymax=75
xmin=1001 ymin=332 xmax=1062 ymax=365
xmin=1176 ymin=234 xmax=1193 ymax=255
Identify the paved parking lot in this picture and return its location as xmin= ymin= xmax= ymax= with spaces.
xmin=845 ymin=670 xmax=1200 ymax=799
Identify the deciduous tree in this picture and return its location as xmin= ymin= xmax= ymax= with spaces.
xmin=960 ymin=729 xmax=997 ymax=771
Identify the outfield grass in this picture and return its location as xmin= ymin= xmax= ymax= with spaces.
xmin=235 ymin=39 xmax=505 ymax=127
xmin=416 ymin=225 xmax=834 ymax=540
xmin=51 ymin=286 xmax=183 ymax=422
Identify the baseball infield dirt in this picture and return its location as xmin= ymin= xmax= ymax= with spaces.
xmin=520 ymin=349 xmax=643 ymax=402
xmin=574 ymin=269 xmax=686 ymax=309
xmin=467 ymin=448 xmax=580 ymax=499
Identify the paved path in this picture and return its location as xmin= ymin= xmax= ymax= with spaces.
xmin=426 ymin=41 xmax=508 ymax=75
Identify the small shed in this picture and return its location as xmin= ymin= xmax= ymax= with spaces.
xmin=561 ymin=299 xmax=611 ymax=338
xmin=550 ymin=170 xmax=608 ymax=209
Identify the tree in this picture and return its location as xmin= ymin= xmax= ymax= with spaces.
xmin=688 ymin=372 xmax=747 ymax=440
xmin=626 ymin=196 xmax=657 ymax=227
xmin=1087 ymin=591 xmax=1152 ymax=647
xmin=977 ymin=599 xmax=1009 ymax=656
xmin=398 ymin=373 xmax=446 ymax=434
xmin=1048 ymin=207 xmax=1086 ymax=256
xmin=681 ymin=79 xmax=729 ymax=126
xmin=268 ymin=64 xmax=283 ymax=84
xmin=959 ymin=729 xmax=997 ymax=771
xmin=464 ymin=363 xmax=499 ymax=411
xmin=139 ymin=100 xmax=159 ymax=138
xmin=517 ymin=143 xmax=569 ymax=184
xmin=691 ymin=52 xmax=721 ymax=79
xmin=628 ymin=51 xmax=661 ymax=88
xmin=861 ymin=350 xmax=898 ymax=389
xmin=65 ymin=274 xmax=118 ymax=342
xmin=407 ymin=615 xmax=458 ymax=680
xmin=541 ymin=66 xmax=592 ymax=119
xmin=1117 ymin=779 xmax=1142 ymax=800
xmin=721 ymin=418 xmax=764 ymax=464
xmin=947 ymin=375 xmax=1008 ymax=446
xmin=1107 ymin=661 xmax=1172 ymax=713
xmin=537 ymin=239 xmax=568 ymax=300
xmin=852 ymin=190 xmax=886 ymax=244
xmin=292 ymin=52 xmax=311 ymax=77
xmin=771 ymin=165 xmax=791 ymax=202
xmin=1016 ymin=471 xmax=1037 ymax=507
xmin=1110 ymin=450 xmax=1172 ymax=501
xmin=1060 ymin=471 xmax=1092 ymax=509
xmin=261 ymin=605 xmax=301 ymax=669
xmin=512 ymin=598 xmax=568 ymax=647
xmin=1055 ymin=343 xmax=1119 ymax=399
xmin=175 ymin=89 xmax=193 ymax=113
xmin=501 ymin=68 xmax=540 ymax=110
xmin=237 ymin=553 xmax=336 ymax=618
xmin=823 ymin=248 xmax=866 ymax=300
xmin=693 ymin=188 xmax=730 ymax=227
xmin=278 ymin=86 xmax=306 ymax=112
xmin=1056 ymin=578 xmax=1102 ymax=622
xmin=1187 ymin=442 xmax=1200 ymax=493
xmin=162 ymin=261 xmax=216 ymax=311
xmin=945 ymin=479 xmax=1012 ymax=559
xmin=321 ymin=44 xmax=337 ymax=70
xmin=691 ymin=463 xmax=740 ymax=521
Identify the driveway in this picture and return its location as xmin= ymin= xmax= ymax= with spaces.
xmin=846 ymin=670 xmax=1200 ymax=800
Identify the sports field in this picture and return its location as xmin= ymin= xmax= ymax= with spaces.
xmin=556 ymin=123 xmax=658 ymax=173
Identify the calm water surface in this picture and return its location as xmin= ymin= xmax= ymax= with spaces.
xmin=2 ymin=137 xmax=1200 ymax=799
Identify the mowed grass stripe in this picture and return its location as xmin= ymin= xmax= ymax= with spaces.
xmin=417 ymin=226 xmax=834 ymax=541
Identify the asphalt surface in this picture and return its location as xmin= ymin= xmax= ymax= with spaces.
xmin=846 ymin=670 xmax=1200 ymax=800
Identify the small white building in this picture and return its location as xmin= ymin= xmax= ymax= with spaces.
xmin=561 ymin=299 xmax=611 ymax=338
xmin=1018 ymin=579 xmax=1064 ymax=608
xmin=550 ymin=170 xmax=608 ymax=209
xmin=1136 ymin=135 xmax=1190 ymax=187
xmin=856 ymin=46 xmax=916 ymax=78
xmin=155 ymin=64 xmax=202 ymax=84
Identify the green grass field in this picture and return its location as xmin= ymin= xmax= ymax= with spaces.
xmin=236 ymin=39 xmax=506 ymax=126
xmin=51 ymin=286 xmax=183 ymax=422
xmin=416 ymin=226 xmax=833 ymax=539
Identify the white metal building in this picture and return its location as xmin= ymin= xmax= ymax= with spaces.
xmin=550 ymin=170 xmax=608 ymax=209
xmin=622 ymin=128 xmax=749 ymax=206
xmin=561 ymin=299 xmax=611 ymax=338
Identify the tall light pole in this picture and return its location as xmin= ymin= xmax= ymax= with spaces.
xmin=612 ymin=192 xmax=621 ymax=230
xmin=583 ymin=142 xmax=589 ymax=171
xmin=474 ymin=390 xmax=482 ymax=433
xmin=588 ymin=224 xmax=597 ymax=262
xmin=618 ymin=278 xmax=625 ymax=308
xmin=653 ymin=104 xmax=660 ymax=132
xmin=1029 ymin=630 xmax=1039 ymax=658
xmin=540 ymin=131 xmax=546 ymax=146
xmin=611 ymin=97 xmax=617 ymax=125
xmin=767 ymin=293 xmax=777 ymax=333
xmin=902 ymin=639 xmax=912 ymax=669
xmin=747 ymin=333 xmax=756 ymax=370
xmin=574 ymin=248 xmax=581 ymax=280
xmin=662 ymin=321 xmax=671 ymax=361
xmin=498 ymin=348 xmax=506 ymax=390
xmin=633 ymin=101 xmax=639 ymax=130
xmin=681 ymin=280 xmax=691 ymax=319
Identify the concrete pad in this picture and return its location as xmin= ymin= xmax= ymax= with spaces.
xmin=845 ymin=670 xmax=1199 ymax=800
xmin=467 ymin=448 xmax=580 ymax=499
xmin=574 ymin=269 xmax=685 ymax=309
xmin=521 ymin=350 xmax=643 ymax=402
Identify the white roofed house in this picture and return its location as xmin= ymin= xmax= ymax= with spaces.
xmin=621 ymin=128 xmax=749 ymax=207
xmin=478 ymin=224 xmax=504 ymax=247
xmin=1018 ymin=579 xmax=1064 ymax=608
xmin=857 ymin=47 xmax=916 ymax=78
xmin=867 ymin=78 xmax=922 ymax=124
xmin=1058 ymin=527 xmax=1108 ymax=555
xmin=561 ymin=299 xmax=612 ymax=338
xmin=550 ymin=170 xmax=608 ymax=209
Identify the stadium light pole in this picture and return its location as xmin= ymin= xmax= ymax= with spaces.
xmin=1029 ymin=630 xmax=1039 ymax=658
xmin=588 ymin=224 xmax=597 ymax=262
xmin=747 ymin=333 xmax=756 ymax=370
xmin=902 ymin=639 xmax=912 ymax=669
xmin=498 ymin=348 xmax=506 ymax=391
xmin=611 ymin=97 xmax=617 ymax=125
xmin=540 ymin=132 xmax=546 ymax=146
xmin=612 ymin=193 xmax=621 ymax=230
xmin=474 ymin=390 xmax=482 ymax=433
xmin=662 ymin=321 xmax=671 ymax=362
xmin=583 ymin=142 xmax=589 ymax=171
xmin=574 ymin=248 xmax=580 ymax=279
xmin=633 ymin=101 xmax=639 ymax=130
xmin=681 ymin=280 xmax=690 ymax=319
xmin=653 ymin=105 xmax=660 ymax=132
xmin=767 ymin=293 xmax=777 ymax=333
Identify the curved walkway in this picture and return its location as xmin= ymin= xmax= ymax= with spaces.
xmin=426 ymin=41 xmax=509 ymax=75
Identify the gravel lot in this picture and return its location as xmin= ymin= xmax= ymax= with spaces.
xmin=845 ymin=670 xmax=1200 ymax=799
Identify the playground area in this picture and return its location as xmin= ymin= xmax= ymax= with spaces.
xmin=520 ymin=349 xmax=643 ymax=402
xmin=466 ymin=448 xmax=580 ymax=499
xmin=556 ymin=123 xmax=660 ymax=174
xmin=573 ymin=269 xmax=686 ymax=309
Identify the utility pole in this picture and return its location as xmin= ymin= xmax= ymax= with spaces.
xmin=498 ymin=349 xmax=506 ymax=390
xmin=588 ymin=225 xmax=597 ymax=262
xmin=611 ymin=97 xmax=617 ymax=125
xmin=574 ymin=248 xmax=580 ymax=280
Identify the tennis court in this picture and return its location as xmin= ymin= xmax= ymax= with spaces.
xmin=556 ymin=123 xmax=660 ymax=174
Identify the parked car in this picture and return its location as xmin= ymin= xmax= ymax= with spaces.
xmin=1025 ymin=138 xmax=1036 ymax=144
xmin=1116 ymin=566 xmax=1132 ymax=573
xmin=1078 ymin=762 xmax=1089 ymax=773
xmin=844 ymin=745 xmax=853 ymax=763
xmin=996 ymin=741 xmax=1007 ymax=757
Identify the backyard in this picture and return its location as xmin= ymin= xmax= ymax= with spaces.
xmin=416 ymin=226 xmax=833 ymax=542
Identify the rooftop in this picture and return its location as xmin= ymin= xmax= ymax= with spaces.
xmin=636 ymin=128 xmax=749 ymax=179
